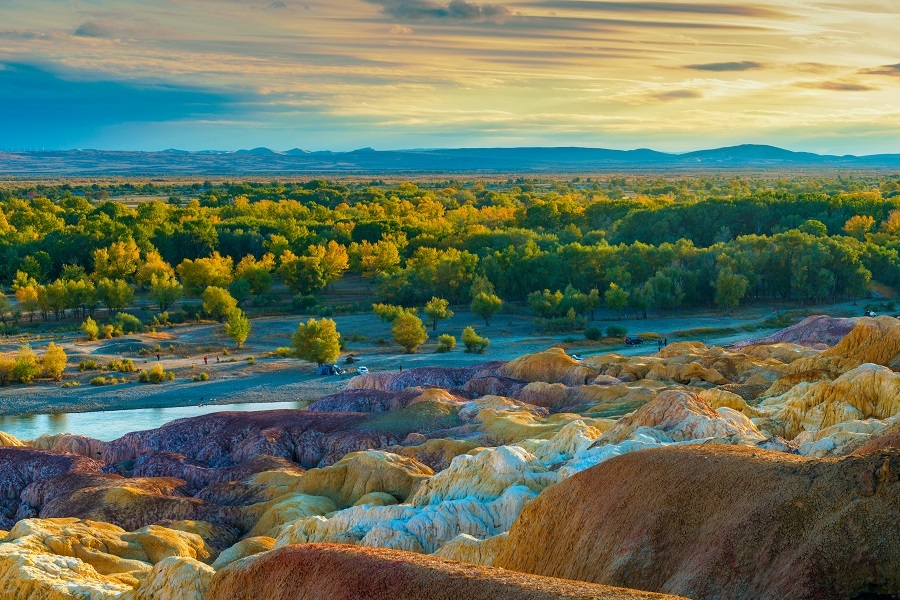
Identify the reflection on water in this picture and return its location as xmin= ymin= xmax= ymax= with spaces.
xmin=0 ymin=401 xmax=307 ymax=442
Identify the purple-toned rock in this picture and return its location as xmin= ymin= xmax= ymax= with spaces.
xmin=463 ymin=375 xmax=527 ymax=398
xmin=0 ymin=447 xmax=104 ymax=529
xmin=348 ymin=362 xmax=506 ymax=392
xmin=307 ymin=388 xmax=424 ymax=413
xmin=133 ymin=452 xmax=302 ymax=491
xmin=733 ymin=315 xmax=856 ymax=349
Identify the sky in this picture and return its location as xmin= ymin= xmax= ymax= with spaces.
xmin=0 ymin=0 xmax=899 ymax=153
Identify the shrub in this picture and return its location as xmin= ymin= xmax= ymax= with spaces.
xmin=138 ymin=363 xmax=175 ymax=384
xmin=348 ymin=330 xmax=367 ymax=342
xmin=192 ymin=372 xmax=210 ymax=382
xmin=113 ymin=312 xmax=143 ymax=334
xmin=436 ymin=334 xmax=456 ymax=353
xmin=292 ymin=294 xmax=318 ymax=312
xmin=81 ymin=317 xmax=100 ymax=341
xmin=107 ymin=358 xmax=137 ymax=373
xmin=42 ymin=343 xmax=68 ymax=381
xmin=90 ymin=376 xmax=110 ymax=386
xmin=584 ymin=324 xmax=604 ymax=341
xmin=246 ymin=355 xmax=256 ymax=365
xmin=606 ymin=325 xmax=628 ymax=338
xmin=79 ymin=359 xmax=101 ymax=371
xmin=61 ymin=381 xmax=80 ymax=389
xmin=100 ymin=324 xmax=117 ymax=339
xmin=271 ymin=347 xmax=295 ymax=358
xmin=462 ymin=327 xmax=490 ymax=354
xmin=13 ymin=345 xmax=40 ymax=384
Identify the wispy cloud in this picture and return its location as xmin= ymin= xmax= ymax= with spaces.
xmin=684 ymin=61 xmax=764 ymax=72
xmin=363 ymin=0 xmax=510 ymax=22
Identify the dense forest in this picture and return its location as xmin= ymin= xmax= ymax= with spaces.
xmin=1 ymin=174 xmax=899 ymax=324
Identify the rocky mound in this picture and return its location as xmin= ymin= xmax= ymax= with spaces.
xmin=756 ymin=363 xmax=900 ymax=441
xmin=207 ymin=543 xmax=687 ymax=600
xmin=347 ymin=362 xmax=504 ymax=392
xmin=495 ymin=445 xmax=900 ymax=600
xmin=501 ymin=348 xmax=598 ymax=386
xmin=787 ymin=316 xmax=900 ymax=374
xmin=733 ymin=314 xmax=857 ymax=349
xmin=0 ymin=447 xmax=104 ymax=529
xmin=45 ymin=410 xmax=400 ymax=469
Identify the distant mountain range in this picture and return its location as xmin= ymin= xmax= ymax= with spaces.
xmin=1 ymin=144 xmax=899 ymax=176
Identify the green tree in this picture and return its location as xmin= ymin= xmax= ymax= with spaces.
xmin=436 ymin=334 xmax=456 ymax=353
xmin=149 ymin=275 xmax=184 ymax=312
xmin=392 ymin=311 xmax=428 ymax=353
xmin=462 ymin=326 xmax=490 ymax=354
xmin=225 ymin=309 xmax=252 ymax=349
xmin=15 ymin=285 xmax=39 ymax=322
xmin=235 ymin=253 xmax=275 ymax=295
xmin=714 ymin=269 xmax=749 ymax=315
xmin=42 ymin=343 xmax=68 ymax=381
xmin=604 ymin=283 xmax=629 ymax=319
xmin=93 ymin=239 xmax=141 ymax=280
xmin=81 ymin=317 xmax=100 ymax=341
xmin=96 ymin=278 xmax=135 ymax=314
xmin=202 ymin=286 xmax=238 ymax=321
xmin=292 ymin=318 xmax=341 ymax=365
xmin=135 ymin=251 xmax=175 ymax=287
xmin=13 ymin=345 xmax=40 ymax=384
xmin=471 ymin=292 xmax=503 ymax=326
xmin=0 ymin=290 xmax=10 ymax=323
xmin=423 ymin=297 xmax=453 ymax=331
xmin=176 ymin=252 xmax=234 ymax=296
xmin=229 ymin=278 xmax=252 ymax=306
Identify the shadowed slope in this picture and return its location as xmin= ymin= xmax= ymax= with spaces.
xmin=207 ymin=543 xmax=688 ymax=600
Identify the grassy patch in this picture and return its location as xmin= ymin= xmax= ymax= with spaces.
xmin=358 ymin=401 xmax=461 ymax=436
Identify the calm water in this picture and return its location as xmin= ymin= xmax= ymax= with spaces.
xmin=0 ymin=401 xmax=306 ymax=442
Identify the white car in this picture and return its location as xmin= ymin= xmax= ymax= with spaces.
xmin=356 ymin=366 xmax=369 ymax=375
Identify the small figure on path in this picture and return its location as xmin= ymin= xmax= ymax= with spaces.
xmin=204 ymin=355 xmax=208 ymax=365
xmin=156 ymin=353 xmax=160 ymax=361
xmin=216 ymin=356 xmax=220 ymax=363
xmin=399 ymin=364 xmax=403 ymax=372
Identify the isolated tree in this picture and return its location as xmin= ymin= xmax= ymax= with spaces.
xmin=392 ymin=311 xmax=428 ymax=353
xmin=423 ymin=297 xmax=453 ymax=331
xmin=715 ymin=269 xmax=749 ymax=316
xmin=462 ymin=326 xmax=490 ymax=354
xmin=604 ymin=283 xmax=629 ymax=319
xmin=149 ymin=275 xmax=184 ymax=312
xmin=292 ymin=318 xmax=341 ymax=365
xmin=12 ymin=345 xmax=40 ymax=384
xmin=225 ymin=309 xmax=251 ymax=349
xmin=470 ymin=292 xmax=502 ymax=326
xmin=81 ymin=317 xmax=100 ymax=341
xmin=202 ymin=286 xmax=238 ymax=321
xmin=42 ymin=343 xmax=68 ymax=381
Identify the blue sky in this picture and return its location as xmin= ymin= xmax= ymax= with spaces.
xmin=1 ymin=0 xmax=899 ymax=153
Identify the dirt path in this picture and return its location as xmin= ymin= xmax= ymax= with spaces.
xmin=0 ymin=300 xmax=864 ymax=416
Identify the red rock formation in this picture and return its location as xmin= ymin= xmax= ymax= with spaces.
xmin=133 ymin=452 xmax=301 ymax=491
xmin=495 ymin=445 xmax=900 ymax=600
xmin=207 ymin=544 xmax=687 ymax=600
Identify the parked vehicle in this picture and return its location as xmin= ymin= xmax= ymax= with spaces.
xmin=570 ymin=354 xmax=583 ymax=361
xmin=356 ymin=366 xmax=369 ymax=375
xmin=316 ymin=364 xmax=343 ymax=376
xmin=624 ymin=336 xmax=644 ymax=346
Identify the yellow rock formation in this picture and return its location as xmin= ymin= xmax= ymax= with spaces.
xmin=787 ymin=316 xmax=900 ymax=374
xmin=433 ymin=532 xmax=508 ymax=566
xmin=500 ymin=347 xmax=599 ymax=386
xmin=120 ymin=556 xmax=214 ymax=600
xmin=757 ymin=363 xmax=900 ymax=440
xmin=211 ymin=537 xmax=275 ymax=571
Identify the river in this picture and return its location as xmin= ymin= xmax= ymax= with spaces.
xmin=0 ymin=401 xmax=307 ymax=442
